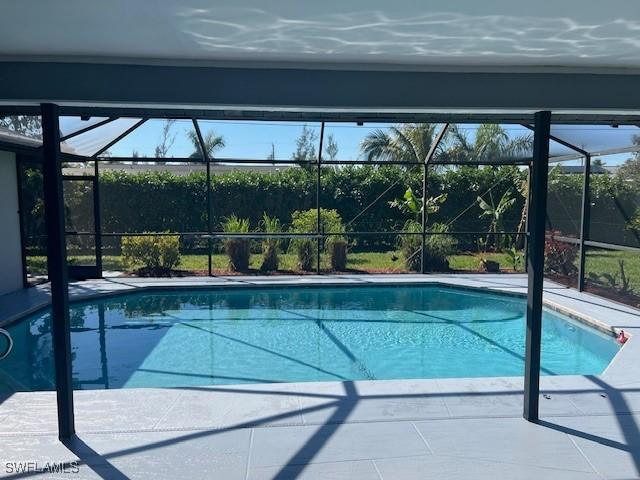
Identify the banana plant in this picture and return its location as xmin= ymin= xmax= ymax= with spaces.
xmin=477 ymin=189 xmax=515 ymax=251
xmin=504 ymin=246 xmax=522 ymax=271
xmin=390 ymin=187 xmax=447 ymax=223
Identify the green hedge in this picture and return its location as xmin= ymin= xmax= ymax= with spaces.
xmin=92 ymin=166 xmax=525 ymax=251
xmin=546 ymin=169 xmax=640 ymax=247
xmin=20 ymin=164 xmax=640 ymax=254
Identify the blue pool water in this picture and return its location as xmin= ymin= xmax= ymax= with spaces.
xmin=0 ymin=285 xmax=620 ymax=391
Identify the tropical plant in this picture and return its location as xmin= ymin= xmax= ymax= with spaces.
xmin=361 ymin=123 xmax=441 ymax=163
xmin=424 ymin=223 xmax=457 ymax=272
xmin=188 ymin=130 xmax=225 ymax=159
xmin=443 ymin=124 xmax=532 ymax=164
xmin=395 ymin=221 xmax=456 ymax=272
xmin=289 ymin=208 xmax=347 ymax=271
xmin=259 ymin=214 xmax=281 ymax=271
xmin=477 ymin=237 xmax=488 ymax=254
xmin=390 ymin=187 xmax=449 ymax=271
xmin=221 ymin=215 xmax=251 ymax=271
xmin=329 ymin=238 xmax=348 ymax=270
xmin=294 ymin=239 xmax=315 ymax=271
xmin=390 ymin=187 xmax=447 ymax=221
xmin=397 ymin=219 xmax=423 ymax=272
xmin=515 ymin=175 xmax=529 ymax=249
xmin=504 ymin=246 xmax=523 ymax=271
xmin=477 ymin=189 xmax=516 ymax=251
xmin=544 ymin=231 xmax=579 ymax=277
xmin=121 ymin=234 xmax=181 ymax=276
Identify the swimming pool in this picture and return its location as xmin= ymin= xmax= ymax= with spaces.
xmin=0 ymin=285 xmax=620 ymax=391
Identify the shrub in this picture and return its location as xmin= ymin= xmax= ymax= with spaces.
xmin=222 ymin=215 xmax=251 ymax=271
xmin=289 ymin=208 xmax=347 ymax=271
xmin=260 ymin=214 xmax=281 ymax=271
xmin=398 ymin=220 xmax=422 ymax=272
xmin=424 ymin=223 xmax=457 ymax=272
xmin=329 ymin=238 xmax=348 ymax=271
xmin=397 ymin=222 xmax=456 ymax=272
xmin=295 ymin=240 xmax=315 ymax=271
xmin=544 ymin=231 xmax=578 ymax=276
xmin=121 ymin=234 xmax=181 ymax=276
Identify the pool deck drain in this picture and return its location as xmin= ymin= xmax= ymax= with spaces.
xmin=1 ymin=274 xmax=640 ymax=479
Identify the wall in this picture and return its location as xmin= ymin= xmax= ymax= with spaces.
xmin=0 ymin=151 xmax=23 ymax=295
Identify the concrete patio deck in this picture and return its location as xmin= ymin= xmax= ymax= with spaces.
xmin=1 ymin=274 xmax=640 ymax=479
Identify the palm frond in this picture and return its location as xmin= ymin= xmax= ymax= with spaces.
xmin=443 ymin=125 xmax=472 ymax=163
xmin=389 ymin=126 xmax=420 ymax=163
xmin=505 ymin=134 xmax=534 ymax=157
xmin=361 ymin=129 xmax=398 ymax=162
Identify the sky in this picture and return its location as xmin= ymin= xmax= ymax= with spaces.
xmin=57 ymin=117 xmax=639 ymax=166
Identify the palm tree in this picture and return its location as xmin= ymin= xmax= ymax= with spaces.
xmin=515 ymin=175 xmax=529 ymax=249
xmin=188 ymin=130 xmax=225 ymax=159
xmin=443 ymin=124 xmax=532 ymax=164
xmin=361 ymin=123 xmax=441 ymax=163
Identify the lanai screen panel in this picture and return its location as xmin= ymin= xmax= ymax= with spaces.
xmin=550 ymin=125 xmax=640 ymax=155
xmin=61 ymin=118 xmax=142 ymax=157
xmin=196 ymin=119 xmax=322 ymax=162
xmin=59 ymin=116 xmax=111 ymax=139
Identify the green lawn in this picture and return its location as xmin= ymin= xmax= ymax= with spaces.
xmin=26 ymin=250 xmax=526 ymax=276
xmin=27 ymin=249 xmax=636 ymax=282
xmin=584 ymin=249 xmax=640 ymax=291
xmin=26 ymin=248 xmax=640 ymax=307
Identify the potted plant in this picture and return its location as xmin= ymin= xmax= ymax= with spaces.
xmin=479 ymin=257 xmax=501 ymax=273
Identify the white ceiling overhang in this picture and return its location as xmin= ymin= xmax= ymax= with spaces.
xmin=1 ymin=0 xmax=640 ymax=72
xmin=1 ymin=1 xmax=640 ymax=112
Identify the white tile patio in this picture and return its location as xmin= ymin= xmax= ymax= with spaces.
xmin=1 ymin=274 xmax=640 ymax=479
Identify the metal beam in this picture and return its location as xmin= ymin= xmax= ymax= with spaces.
xmin=51 ymin=106 xmax=640 ymax=125
xmin=61 ymin=229 xmax=525 ymax=237
xmin=192 ymin=119 xmax=213 ymax=276
xmin=6 ymin=102 xmax=640 ymax=126
xmin=59 ymin=116 xmax=117 ymax=142
xmin=93 ymin=161 xmax=103 ymax=277
xmin=421 ymin=123 xmax=449 ymax=274
xmin=88 ymin=156 xmax=531 ymax=166
xmin=91 ymin=118 xmax=147 ymax=158
xmin=41 ymin=103 xmax=75 ymax=440
xmin=523 ymin=110 xmax=551 ymax=423
xmin=60 ymin=106 xmax=538 ymax=124
xmin=317 ymin=122 xmax=325 ymax=274
xmin=578 ymin=154 xmax=591 ymax=291
xmin=523 ymin=166 xmax=531 ymax=273
xmin=522 ymin=123 xmax=589 ymax=157
xmin=4 ymin=62 xmax=640 ymax=113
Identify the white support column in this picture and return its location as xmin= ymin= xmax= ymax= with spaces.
xmin=0 ymin=150 xmax=24 ymax=295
